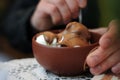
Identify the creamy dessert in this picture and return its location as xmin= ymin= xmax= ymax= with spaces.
xmin=36 ymin=22 xmax=91 ymax=47
xmin=32 ymin=22 xmax=101 ymax=76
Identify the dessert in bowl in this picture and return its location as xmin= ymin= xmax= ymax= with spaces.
xmin=32 ymin=22 xmax=101 ymax=76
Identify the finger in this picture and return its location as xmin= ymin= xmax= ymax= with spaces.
xmin=86 ymin=47 xmax=105 ymax=67
xmin=86 ymin=41 xmax=119 ymax=67
xmin=89 ymin=28 xmax=107 ymax=35
xmin=99 ymin=20 xmax=119 ymax=49
xmin=50 ymin=0 xmax=72 ymax=24
xmin=65 ymin=0 xmax=79 ymax=19
xmin=86 ymin=20 xmax=120 ymax=68
xmin=90 ymin=49 xmax=120 ymax=75
xmin=38 ymin=1 xmax=63 ymax=25
xmin=112 ymin=62 xmax=120 ymax=74
xmin=77 ymin=0 xmax=87 ymax=8
xmin=32 ymin=1 xmax=63 ymax=31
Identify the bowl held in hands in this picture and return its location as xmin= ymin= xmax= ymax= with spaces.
xmin=32 ymin=32 xmax=101 ymax=76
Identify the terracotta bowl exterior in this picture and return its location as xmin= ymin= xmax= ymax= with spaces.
xmin=32 ymin=30 xmax=101 ymax=76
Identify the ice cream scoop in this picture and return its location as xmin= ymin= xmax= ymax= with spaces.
xmin=36 ymin=22 xmax=91 ymax=47
xmin=57 ymin=22 xmax=91 ymax=47
xmin=36 ymin=31 xmax=57 ymax=47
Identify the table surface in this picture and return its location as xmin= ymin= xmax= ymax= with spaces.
xmin=0 ymin=58 xmax=119 ymax=80
xmin=0 ymin=58 xmax=94 ymax=80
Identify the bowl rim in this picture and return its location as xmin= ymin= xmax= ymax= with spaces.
xmin=32 ymin=31 xmax=101 ymax=50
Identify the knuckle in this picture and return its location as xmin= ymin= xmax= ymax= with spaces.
xmin=101 ymin=61 xmax=112 ymax=70
xmin=50 ymin=5 xmax=58 ymax=12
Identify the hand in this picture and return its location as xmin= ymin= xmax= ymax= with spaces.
xmin=31 ymin=0 xmax=87 ymax=31
xmin=86 ymin=20 xmax=120 ymax=75
xmin=89 ymin=27 xmax=107 ymax=35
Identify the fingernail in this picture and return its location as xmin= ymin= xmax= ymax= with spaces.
xmin=99 ymin=35 xmax=112 ymax=49
xmin=100 ymin=38 xmax=111 ymax=49
xmin=112 ymin=65 xmax=120 ymax=74
xmin=90 ymin=66 xmax=102 ymax=75
xmin=87 ymin=55 xmax=99 ymax=67
xmin=79 ymin=0 xmax=83 ymax=3
xmin=112 ymin=68 xmax=118 ymax=74
xmin=78 ymin=0 xmax=86 ymax=8
xmin=79 ymin=0 xmax=83 ymax=6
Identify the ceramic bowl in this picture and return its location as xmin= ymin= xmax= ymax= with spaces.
xmin=32 ymin=30 xmax=101 ymax=76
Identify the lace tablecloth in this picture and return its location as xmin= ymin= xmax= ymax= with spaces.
xmin=0 ymin=58 xmax=94 ymax=80
xmin=1 ymin=58 xmax=119 ymax=80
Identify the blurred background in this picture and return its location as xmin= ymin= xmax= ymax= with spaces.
xmin=0 ymin=0 xmax=33 ymax=62
xmin=0 ymin=0 xmax=15 ymax=62
xmin=0 ymin=0 xmax=120 ymax=62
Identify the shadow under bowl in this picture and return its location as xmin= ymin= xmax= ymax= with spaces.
xmin=32 ymin=30 xmax=101 ymax=76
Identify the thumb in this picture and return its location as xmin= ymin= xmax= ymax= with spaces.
xmin=99 ymin=20 xmax=119 ymax=49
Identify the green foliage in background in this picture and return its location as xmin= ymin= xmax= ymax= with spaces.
xmin=98 ymin=0 xmax=120 ymax=26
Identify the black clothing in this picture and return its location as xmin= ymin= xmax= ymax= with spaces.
xmin=3 ymin=0 xmax=39 ymax=53
xmin=3 ymin=0 xmax=100 ymax=53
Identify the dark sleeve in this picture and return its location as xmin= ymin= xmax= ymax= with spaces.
xmin=3 ymin=0 xmax=39 ymax=53
xmin=82 ymin=0 xmax=100 ymax=28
